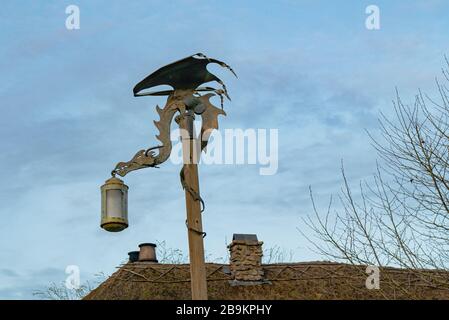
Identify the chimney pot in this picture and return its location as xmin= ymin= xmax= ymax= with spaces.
xmin=128 ymin=251 xmax=139 ymax=263
xmin=138 ymin=243 xmax=158 ymax=263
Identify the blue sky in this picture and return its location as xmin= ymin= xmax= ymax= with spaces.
xmin=1 ymin=0 xmax=448 ymax=299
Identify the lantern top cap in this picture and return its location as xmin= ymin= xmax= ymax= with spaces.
xmin=104 ymin=176 xmax=125 ymax=185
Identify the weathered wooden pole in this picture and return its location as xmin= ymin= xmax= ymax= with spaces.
xmin=178 ymin=110 xmax=208 ymax=300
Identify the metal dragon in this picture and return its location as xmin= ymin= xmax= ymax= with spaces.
xmin=111 ymin=53 xmax=236 ymax=177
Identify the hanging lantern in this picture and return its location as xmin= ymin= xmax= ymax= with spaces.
xmin=100 ymin=177 xmax=128 ymax=232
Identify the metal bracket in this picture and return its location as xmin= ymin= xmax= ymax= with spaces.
xmin=185 ymin=220 xmax=207 ymax=238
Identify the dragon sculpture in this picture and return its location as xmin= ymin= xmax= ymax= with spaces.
xmin=111 ymin=53 xmax=236 ymax=178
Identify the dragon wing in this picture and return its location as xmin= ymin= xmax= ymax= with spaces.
xmin=133 ymin=53 xmax=236 ymax=97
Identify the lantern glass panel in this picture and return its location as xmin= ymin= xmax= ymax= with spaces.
xmin=106 ymin=189 xmax=123 ymax=218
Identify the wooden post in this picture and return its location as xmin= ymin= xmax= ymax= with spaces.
xmin=179 ymin=111 xmax=208 ymax=300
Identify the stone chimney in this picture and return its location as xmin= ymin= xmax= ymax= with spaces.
xmin=228 ymin=234 xmax=264 ymax=281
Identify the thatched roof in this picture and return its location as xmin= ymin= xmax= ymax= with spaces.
xmin=84 ymin=261 xmax=449 ymax=300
